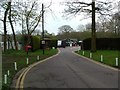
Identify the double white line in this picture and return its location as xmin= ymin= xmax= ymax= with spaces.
xmin=15 ymin=49 xmax=61 ymax=89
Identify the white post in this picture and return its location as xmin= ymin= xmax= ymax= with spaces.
xmin=4 ymin=74 xmax=7 ymax=84
xmin=7 ymin=70 xmax=10 ymax=76
xmin=37 ymin=56 xmax=39 ymax=60
xmin=101 ymin=55 xmax=103 ymax=62
xmin=82 ymin=51 xmax=85 ymax=55
xmin=79 ymin=46 xmax=81 ymax=50
xmin=116 ymin=58 xmax=118 ymax=66
xmin=14 ymin=62 xmax=17 ymax=71
xmin=90 ymin=53 xmax=92 ymax=58
xmin=52 ymin=47 xmax=55 ymax=49
xmin=78 ymin=46 xmax=81 ymax=52
xmin=26 ymin=58 xmax=29 ymax=65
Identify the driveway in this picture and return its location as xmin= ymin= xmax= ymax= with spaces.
xmin=19 ymin=47 xmax=119 ymax=88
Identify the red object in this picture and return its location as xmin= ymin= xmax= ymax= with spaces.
xmin=25 ymin=45 xmax=32 ymax=52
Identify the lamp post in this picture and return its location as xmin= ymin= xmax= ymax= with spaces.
xmin=91 ymin=0 xmax=96 ymax=52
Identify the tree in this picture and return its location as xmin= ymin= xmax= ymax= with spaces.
xmin=8 ymin=1 xmax=18 ymax=50
xmin=17 ymin=1 xmax=42 ymax=45
xmin=58 ymin=25 xmax=74 ymax=39
xmin=58 ymin=25 xmax=74 ymax=34
xmin=3 ymin=1 xmax=11 ymax=52
xmin=77 ymin=24 xmax=86 ymax=32
xmin=1 ymin=0 xmax=20 ymax=51
xmin=63 ymin=0 xmax=113 ymax=52
xmin=110 ymin=13 xmax=120 ymax=35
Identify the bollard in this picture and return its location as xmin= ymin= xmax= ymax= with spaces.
xmin=26 ymin=58 xmax=29 ymax=65
xmin=79 ymin=46 xmax=81 ymax=51
xmin=82 ymin=51 xmax=85 ymax=55
xmin=4 ymin=74 xmax=7 ymax=84
xmin=7 ymin=70 xmax=10 ymax=76
xmin=37 ymin=56 xmax=39 ymax=60
xmin=52 ymin=47 xmax=55 ymax=49
xmin=101 ymin=55 xmax=103 ymax=62
xmin=90 ymin=53 xmax=92 ymax=58
xmin=14 ymin=62 xmax=17 ymax=71
xmin=116 ymin=58 xmax=118 ymax=66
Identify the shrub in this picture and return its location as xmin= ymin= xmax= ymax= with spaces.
xmin=49 ymin=40 xmax=57 ymax=49
xmin=83 ymin=38 xmax=120 ymax=50
xmin=20 ymin=35 xmax=32 ymax=50
xmin=31 ymin=36 xmax=40 ymax=51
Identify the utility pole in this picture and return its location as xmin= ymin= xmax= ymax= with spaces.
xmin=42 ymin=3 xmax=45 ymax=54
xmin=91 ymin=0 xmax=96 ymax=52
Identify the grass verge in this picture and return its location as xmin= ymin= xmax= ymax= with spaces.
xmin=75 ymin=50 xmax=119 ymax=68
xmin=2 ymin=49 xmax=58 ymax=90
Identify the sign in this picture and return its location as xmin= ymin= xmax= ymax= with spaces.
xmin=42 ymin=40 xmax=45 ymax=44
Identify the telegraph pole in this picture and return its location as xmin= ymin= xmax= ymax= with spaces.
xmin=91 ymin=0 xmax=96 ymax=52
xmin=42 ymin=3 xmax=45 ymax=54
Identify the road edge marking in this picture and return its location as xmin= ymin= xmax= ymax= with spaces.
xmin=73 ymin=51 xmax=119 ymax=71
xmin=16 ymin=48 xmax=61 ymax=89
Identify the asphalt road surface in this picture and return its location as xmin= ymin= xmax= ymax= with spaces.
xmin=23 ymin=47 xmax=119 ymax=88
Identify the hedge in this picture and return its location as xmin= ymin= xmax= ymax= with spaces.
xmin=49 ymin=40 xmax=57 ymax=49
xmin=20 ymin=35 xmax=32 ymax=50
xmin=83 ymin=38 xmax=120 ymax=50
xmin=21 ymin=35 xmax=58 ymax=51
xmin=31 ymin=36 xmax=40 ymax=51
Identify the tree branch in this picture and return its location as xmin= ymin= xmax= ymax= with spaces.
xmin=63 ymin=1 xmax=113 ymax=18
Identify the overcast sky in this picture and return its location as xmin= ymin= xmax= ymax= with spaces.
xmin=41 ymin=0 xmax=92 ymax=34
xmin=0 ymin=0 xmax=119 ymax=35
xmin=38 ymin=0 xmax=119 ymax=35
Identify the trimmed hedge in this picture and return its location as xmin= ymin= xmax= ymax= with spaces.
xmin=83 ymin=38 xmax=120 ymax=50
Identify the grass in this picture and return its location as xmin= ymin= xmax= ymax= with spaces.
xmin=76 ymin=50 xmax=119 ymax=68
xmin=2 ymin=49 xmax=58 ymax=90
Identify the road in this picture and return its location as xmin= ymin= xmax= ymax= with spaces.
xmin=20 ymin=47 xmax=119 ymax=88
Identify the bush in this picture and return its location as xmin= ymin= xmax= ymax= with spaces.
xmin=20 ymin=35 xmax=32 ymax=50
xmin=31 ymin=36 xmax=40 ymax=51
xmin=49 ymin=40 xmax=57 ymax=49
xmin=83 ymin=38 xmax=120 ymax=50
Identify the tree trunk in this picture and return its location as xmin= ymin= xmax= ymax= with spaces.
xmin=91 ymin=1 xmax=96 ymax=52
xmin=3 ymin=2 xmax=11 ymax=52
xmin=8 ymin=2 xmax=18 ymax=50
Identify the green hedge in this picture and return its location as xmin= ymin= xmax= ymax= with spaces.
xmin=49 ymin=40 xmax=57 ymax=49
xmin=31 ymin=36 xmax=40 ymax=51
xmin=20 ymin=35 xmax=32 ymax=50
xmin=83 ymin=38 xmax=120 ymax=50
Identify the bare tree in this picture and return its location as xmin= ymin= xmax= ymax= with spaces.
xmin=3 ymin=1 xmax=11 ymax=52
xmin=8 ymin=1 xmax=18 ymax=50
xmin=0 ymin=0 xmax=20 ymax=51
xmin=16 ymin=1 xmax=42 ymax=45
xmin=58 ymin=25 xmax=74 ymax=39
xmin=58 ymin=25 xmax=74 ymax=34
xmin=63 ymin=0 xmax=113 ymax=52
